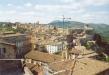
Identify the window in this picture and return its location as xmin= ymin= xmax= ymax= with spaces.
xmin=0 ymin=48 xmax=1 ymax=55
xmin=2 ymin=48 xmax=6 ymax=53
xmin=0 ymin=48 xmax=6 ymax=56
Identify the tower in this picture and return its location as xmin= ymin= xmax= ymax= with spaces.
xmin=29 ymin=28 xmax=37 ymax=50
xmin=62 ymin=42 xmax=70 ymax=60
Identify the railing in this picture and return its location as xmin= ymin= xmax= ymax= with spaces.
xmin=0 ymin=59 xmax=24 ymax=61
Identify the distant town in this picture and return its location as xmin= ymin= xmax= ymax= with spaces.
xmin=0 ymin=21 xmax=109 ymax=75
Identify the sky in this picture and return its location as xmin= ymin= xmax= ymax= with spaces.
xmin=0 ymin=0 xmax=109 ymax=24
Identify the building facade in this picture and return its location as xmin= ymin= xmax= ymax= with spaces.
xmin=0 ymin=42 xmax=16 ymax=59
xmin=0 ymin=33 xmax=31 ymax=58
xmin=46 ymin=42 xmax=64 ymax=54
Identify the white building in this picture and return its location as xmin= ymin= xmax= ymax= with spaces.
xmin=46 ymin=42 xmax=64 ymax=54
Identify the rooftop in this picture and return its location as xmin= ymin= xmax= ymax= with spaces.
xmin=0 ymin=41 xmax=15 ymax=46
xmin=48 ymin=58 xmax=109 ymax=75
xmin=72 ymin=58 xmax=109 ymax=75
xmin=25 ymin=50 xmax=109 ymax=75
xmin=25 ymin=63 xmax=44 ymax=74
xmin=49 ymin=60 xmax=74 ymax=71
xmin=1 ymin=33 xmax=26 ymax=38
xmin=25 ymin=51 xmax=62 ymax=63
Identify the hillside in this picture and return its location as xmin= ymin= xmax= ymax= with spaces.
xmin=49 ymin=20 xmax=109 ymax=42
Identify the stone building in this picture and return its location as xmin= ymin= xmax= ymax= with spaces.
xmin=0 ymin=42 xmax=16 ymax=59
xmin=0 ymin=33 xmax=31 ymax=58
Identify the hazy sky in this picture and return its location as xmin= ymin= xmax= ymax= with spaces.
xmin=0 ymin=0 xmax=109 ymax=24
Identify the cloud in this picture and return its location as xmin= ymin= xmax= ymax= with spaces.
xmin=61 ymin=0 xmax=109 ymax=6
xmin=61 ymin=0 xmax=77 ymax=4
xmin=0 ymin=0 xmax=109 ymax=24
xmin=24 ymin=2 xmax=32 ymax=7
xmin=87 ymin=0 xmax=109 ymax=5
xmin=20 ymin=11 xmax=35 ymax=15
xmin=7 ymin=3 xmax=13 ymax=6
xmin=79 ymin=11 xmax=109 ymax=24
xmin=0 ymin=11 xmax=3 ymax=14
xmin=16 ymin=6 xmax=23 ymax=9
xmin=34 ymin=4 xmax=85 ymax=13
xmin=8 ymin=10 xmax=16 ymax=14
xmin=0 ymin=10 xmax=16 ymax=15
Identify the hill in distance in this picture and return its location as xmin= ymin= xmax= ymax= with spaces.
xmin=49 ymin=20 xmax=109 ymax=42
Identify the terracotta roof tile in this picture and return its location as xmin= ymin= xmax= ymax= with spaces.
xmin=25 ymin=51 xmax=62 ymax=63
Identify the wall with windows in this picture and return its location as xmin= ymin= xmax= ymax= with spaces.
xmin=0 ymin=34 xmax=31 ymax=58
xmin=0 ymin=43 xmax=16 ymax=59
xmin=46 ymin=44 xmax=64 ymax=54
